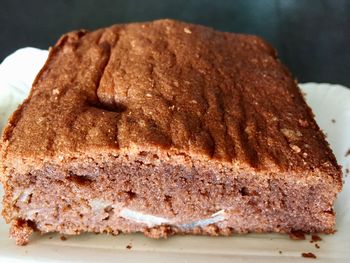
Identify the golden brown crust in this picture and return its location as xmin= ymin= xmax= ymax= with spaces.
xmin=1 ymin=19 xmax=341 ymax=185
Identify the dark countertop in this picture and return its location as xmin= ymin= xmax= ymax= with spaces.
xmin=1 ymin=0 xmax=349 ymax=87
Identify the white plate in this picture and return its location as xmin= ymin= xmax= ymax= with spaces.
xmin=0 ymin=49 xmax=349 ymax=263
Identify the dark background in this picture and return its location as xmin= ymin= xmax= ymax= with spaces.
xmin=1 ymin=0 xmax=349 ymax=87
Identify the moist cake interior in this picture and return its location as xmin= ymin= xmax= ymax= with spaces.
xmin=4 ymin=149 xmax=338 ymax=241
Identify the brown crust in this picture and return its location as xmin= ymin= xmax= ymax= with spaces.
xmin=1 ymin=19 xmax=342 ymax=180
xmin=0 ymin=19 xmax=343 ymax=245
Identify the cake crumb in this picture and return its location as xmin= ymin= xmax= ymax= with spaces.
xmin=331 ymin=119 xmax=336 ymax=123
xmin=298 ymin=119 xmax=309 ymax=127
xmin=184 ymin=27 xmax=192 ymax=34
xmin=10 ymin=219 xmax=34 ymax=246
xmin=281 ymin=128 xmax=302 ymax=140
xmin=289 ymin=230 xmax=305 ymax=240
xmin=301 ymin=252 xmax=316 ymax=259
xmin=290 ymin=144 xmax=301 ymax=153
xmin=60 ymin=236 xmax=67 ymax=241
xmin=315 ymin=243 xmax=320 ymax=249
xmin=52 ymin=89 xmax=60 ymax=95
xmin=311 ymin=234 xmax=322 ymax=242
xmin=345 ymin=149 xmax=350 ymax=157
xmin=126 ymin=244 xmax=132 ymax=250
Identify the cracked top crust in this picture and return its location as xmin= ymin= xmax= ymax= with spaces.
xmin=0 ymin=19 xmax=342 ymax=182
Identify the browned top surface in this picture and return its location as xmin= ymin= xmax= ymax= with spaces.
xmin=0 ymin=19 xmax=342 ymax=181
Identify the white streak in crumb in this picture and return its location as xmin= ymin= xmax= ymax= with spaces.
xmin=211 ymin=209 xmax=225 ymax=217
xmin=180 ymin=210 xmax=226 ymax=229
xmin=119 ymin=208 xmax=226 ymax=229
xmin=18 ymin=188 xmax=32 ymax=203
xmin=120 ymin=208 xmax=169 ymax=227
xmin=24 ymin=208 xmax=42 ymax=220
xmin=13 ymin=188 xmax=33 ymax=203
xmin=89 ymin=199 xmax=112 ymax=211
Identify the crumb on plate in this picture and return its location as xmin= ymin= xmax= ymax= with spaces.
xmin=301 ymin=252 xmax=316 ymax=259
xmin=311 ymin=234 xmax=322 ymax=242
xmin=289 ymin=230 xmax=306 ymax=240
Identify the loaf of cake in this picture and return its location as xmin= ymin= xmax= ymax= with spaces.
xmin=0 ymin=19 xmax=342 ymax=245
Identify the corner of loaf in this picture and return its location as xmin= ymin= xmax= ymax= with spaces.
xmin=0 ymin=19 xmax=342 ymax=245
